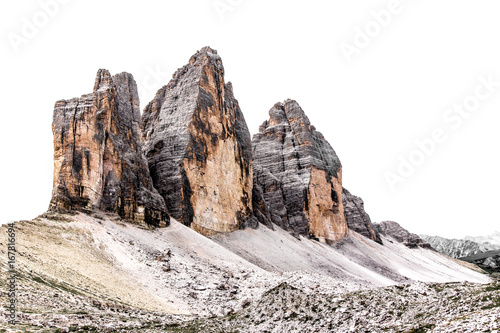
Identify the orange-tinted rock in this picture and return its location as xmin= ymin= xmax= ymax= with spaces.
xmin=306 ymin=167 xmax=346 ymax=242
xmin=142 ymin=47 xmax=256 ymax=235
xmin=49 ymin=70 xmax=169 ymax=227
xmin=252 ymin=100 xmax=348 ymax=243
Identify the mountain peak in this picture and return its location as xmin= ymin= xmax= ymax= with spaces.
xmin=188 ymin=46 xmax=222 ymax=66
xmin=141 ymin=46 xmax=254 ymax=235
xmin=198 ymin=46 xmax=218 ymax=55
xmin=253 ymin=100 xmax=346 ymax=243
xmin=93 ymin=69 xmax=113 ymax=92
xmin=50 ymin=69 xmax=168 ymax=226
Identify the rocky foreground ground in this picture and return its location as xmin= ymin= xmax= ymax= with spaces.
xmin=0 ymin=213 xmax=497 ymax=332
xmin=1 ymin=276 xmax=499 ymax=332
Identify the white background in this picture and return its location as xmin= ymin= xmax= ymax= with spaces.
xmin=1 ymin=0 xmax=499 ymax=238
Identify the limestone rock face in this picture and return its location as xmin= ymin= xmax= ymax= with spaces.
xmin=374 ymin=221 xmax=432 ymax=249
xmin=142 ymin=47 xmax=256 ymax=235
xmin=252 ymin=100 xmax=348 ymax=243
xmin=251 ymin=179 xmax=275 ymax=230
xmin=49 ymin=70 xmax=169 ymax=227
xmin=342 ymin=188 xmax=382 ymax=244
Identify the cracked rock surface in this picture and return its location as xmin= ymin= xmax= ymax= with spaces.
xmin=342 ymin=188 xmax=382 ymax=244
xmin=375 ymin=221 xmax=432 ymax=249
xmin=142 ymin=47 xmax=255 ymax=235
xmin=252 ymin=99 xmax=347 ymax=243
xmin=50 ymin=70 xmax=168 ymax=227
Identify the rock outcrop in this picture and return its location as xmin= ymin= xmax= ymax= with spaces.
xmin=342 ymin=188 xmax=382 ymax=244
xmin=374 ymin=221 xmax=432 ymax=249
xmin=142 ymin=47 xmax=256 ymax=235
xmin=252 ymin=100 xmax=348 ymax=243
xmin=49 ymin=70 xmax=169 ymax=227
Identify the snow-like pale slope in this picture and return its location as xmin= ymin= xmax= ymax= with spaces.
xmin=211 ymin=224 xmax=396 ymax=287
xmin=12 ymin=213 xmax=489 ymax=317
xmin=344 ymin=233 xmax=488 ymax=283
xmin=85 ymin=215 xmax=488 ymax=315
xmin=211 ymin=224 xmax=490 ymax=287
xmin=77 ymin=214 xmax=277 ymax=316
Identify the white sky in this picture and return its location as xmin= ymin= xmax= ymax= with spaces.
xmin=1 ymin=0 xmax=499 ymax=239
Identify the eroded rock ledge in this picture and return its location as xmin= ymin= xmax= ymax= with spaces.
xmin=342 ymin=188 xmax=382 ymax=244
xmin=141 ymin=47 xmax=256 ymax=235
xmin=49 ymin=70 xmax=168 ymax=227
xmin=374 ymin=221 xmax=432 ymax=249
xmin=252 ymin=99 xmax=348 ymax=243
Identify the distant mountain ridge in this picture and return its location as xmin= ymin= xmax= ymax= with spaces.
xmin=465 ymin=231 xmax=500 ymax=247
xmin=421 ymin=233 xmax=500 ymax=270
xmin=420 ymin=235 xmax=500 ymax=259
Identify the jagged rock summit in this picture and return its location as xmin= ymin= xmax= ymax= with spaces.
xmin=49 ymin=69 xmax=169 ymax=227
xmin=252 ymin=99 xmax=348 ymax=243
xmin=142 ymin=47 xmax=256 ymax=235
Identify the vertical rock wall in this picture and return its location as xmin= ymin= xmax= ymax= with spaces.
xmin=252 ymin=100 xmax=348 ymax=243
xmin=50 ymin=70 xmax=168 ymax=227
xmin=142 ymin=47 xmax=256 ymax=235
